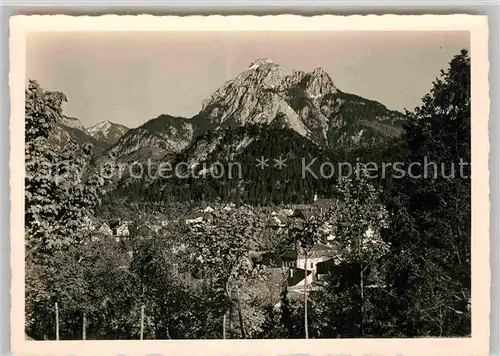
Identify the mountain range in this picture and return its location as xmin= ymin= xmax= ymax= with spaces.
xmin=49 ymin=117 xmax=130 ymax=154
xmin=54 ymin=58 xmax=407 ymax=204
xmin=109 ymin=58 xmax=404 ymax=163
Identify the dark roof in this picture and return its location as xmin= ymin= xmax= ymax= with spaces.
xmin=280 ymin=248 xmax=298 ymax=260
xmin=309 ymin=244 xmax=337 ymax=257
xmin=300 ymin=210 xmax=316 ymax=220
xmin=109 ymin=218 xmax=121 ymax=229
xmin=316 ymin=259 xmax=337 ymax=274
xmin=280 ymin=244 xmax=337 ymax=260
xmin=287 ymin=267 xmax=312 ymax=286
xmin=137 ymin=225 xmax=151 ymax=236
xmin=292 ymin=210 xmax=316 ymax=220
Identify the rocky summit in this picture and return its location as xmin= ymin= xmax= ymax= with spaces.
xmin=105 ymin=59 xmax=405 ymax=162
xmin=196 ymin=58 xmax=338 ymax=138
xmin=87 ymin=120 xmax=130 ymax=145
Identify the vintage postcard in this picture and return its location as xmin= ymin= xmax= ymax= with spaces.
xmin=10 ymin=14 xmax=490 ymax=356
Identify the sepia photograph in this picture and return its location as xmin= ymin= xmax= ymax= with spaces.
xmin=10 ymin=14 xmax=490 ymax=356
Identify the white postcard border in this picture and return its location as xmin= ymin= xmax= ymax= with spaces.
xmin=9 ymin=14 xmax=490 ymax=356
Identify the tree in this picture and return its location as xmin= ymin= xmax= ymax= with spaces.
xmin=282 ymin=206 xmax=340 ymax=339
xmin=309 ymin=172 xmax=390 ymax=337
xmin=25 ymin=80 xmax=109 ymax=339
xmin=385 ymin=49 xmax=471 ymax=336
xmin=286 ymin=215 xmax=325 ymax=338
xmin=186 ymin=204 xmax=266 ymax=338
xmin=126 ymin=219 xmax=202 ymax=340
xmin=25 ymin=80 xmax=107 ymax=256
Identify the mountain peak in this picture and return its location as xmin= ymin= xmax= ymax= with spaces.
xmin=87 ymin=120 xmax=129 ymax=145
xmin=60 ymin=115 xmax=86 ymax=132
xmin=312 ymin=67 xmax=328 ymax=76
xmin=248 ymin=58 xmax=274 ymax=69
xmin=304 ymin=67 xmax=337 ymax=98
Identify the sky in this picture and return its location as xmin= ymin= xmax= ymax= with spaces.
xmin=26 ymin=31 xmax=469 ymax=129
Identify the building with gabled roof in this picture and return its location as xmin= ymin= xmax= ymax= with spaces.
xmin=280 ymin=243 xmax=338 ymax=288
xmin=98 ymin=222 xmax=113 ymax=235
xmin=185 ymin=211 xmax=214 ymax=225
xmin=116 ymin=222 xmax=130 ymax=236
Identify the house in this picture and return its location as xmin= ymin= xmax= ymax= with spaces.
xmin=259 ymin=206 xmax=278 ymax=214
xmin=109 ymin=219 xmax=121 ymax=235
xmin=185 ymin=212 xmax=214 ymax=225
xmin=281 ymin=244 xmax=337 ymax=272
xmin=294 ymin=194 xmax=344 ymax=218
xmin=280 ymin=244 xmax=337 ymax=288
xmin=149 ymin=223 xmax=162 ymax=233
xmin=311 ymin=196 xmax=335 ymax=214
xmin=202 ymin=206 xmax=215 ymax=213
xmin=100 ymin=219 xmax=131 ymax=237
xmin=136 ymin=225 xmax=151 ymax=239
xmin=289 ymin=196 xmax=343 ymax=245
xmin=288 ymin=196 xmax=334 ymax=221
xmin=268 ymin=214 xmax=290 ymax=228
xmin=223 ymin=203 xmax=236 ymax=211
xmin=116 ymin=222 xmax=130 ymax=237
xmin=279 ymin=208 xmax=294 ymax=217
xmin=292 ymin=209 xmax=316 ymax=221
xmin=98 ymin=223 xmax=113 ymax=235
xmin=289 ymin=204 xmax=311 ymax=212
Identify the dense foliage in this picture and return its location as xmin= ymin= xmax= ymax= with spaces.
xmin=383 ymin=49 xmax=471 ymax=336
xmin=25 ymin=80 xmax=109 ymax=338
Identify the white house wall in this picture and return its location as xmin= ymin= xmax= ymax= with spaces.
xmin=295 ymin=256 xmax=332 ymax=273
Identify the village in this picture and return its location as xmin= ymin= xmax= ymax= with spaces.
xmin=82 ymin=195 xmax=346 ymax=296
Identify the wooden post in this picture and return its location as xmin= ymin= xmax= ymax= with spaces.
xmin=140 ymin=305 xmax=145 ymax=340
xmin=55 ymin=302 xmax=59 ymax=341
xmin=360 ymin=265 xmax=364 ymax=337
xmin=304 ymin=252 xmax=309 ymax=339
xmin=82 ymin=312 xmax=87 ymax=340
xmin=222 ymin=313 xmax=226 ymax=339
xmin=228 ymin=290 xmax=233 ymax=338
xmin=236 ymin=290 xmax=246 ymax=339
